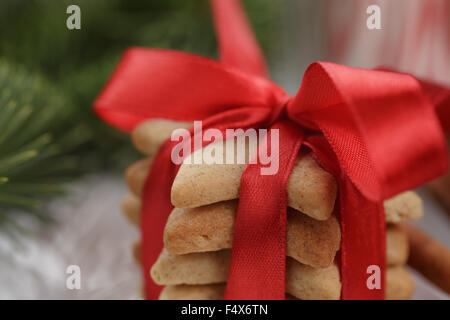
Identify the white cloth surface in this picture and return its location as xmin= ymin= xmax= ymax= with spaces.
xmin=0 ymin=174 xmax=140 ymax=299
xmin=0 ymin=174 xmax=448 ymax=299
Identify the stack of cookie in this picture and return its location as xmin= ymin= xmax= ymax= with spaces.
xmin=122 ymin=119 xmax=424 ymax=300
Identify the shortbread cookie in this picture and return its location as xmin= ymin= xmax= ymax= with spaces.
xmin=164 ymin=200 xmax=340 ymax=268
xmin=137 ymin=222 xmax=406 ymax=270
xmin=124 ymin=158 xmax=153 ymax=196
xmin=124 ymin=158 xmax=423 ymax=223
xmin=385 ymin=266 xmax=415 ymax=300
xmin=159 ymin=285 xmax=297 ymax=300
xmin=132 ymin=119 xmax=192 ymax=155
xmin=151 ymin=249 xmax=231 ymax=285
xmin=133 ymin=241 xmax=141 ymax=264
xmin=159 ymin=283 xmax=225 ymax=300
xmin=171 ymin=152 xmax=337 ymax=220
xmin=384 ymin=191 xmax=423 ymax=223
xmin=286 ymin=259 xmax=341 ymax=300
xmin=127 ymin=206 xmax=408 ymax=268
xmin=157 ymin=264 xmax=413 ymax=300
xmin=386 ymin=224 xmax=409 ymax=266
xmin=152 ymin=249 xmax=340 ymax=299
xmin=164 ymin=201 xmax=409 ymax=267
xmin=121 ymin=194 xmax=141 ymax=227
xmin=151 ymin=245 xmax=408 ymax=298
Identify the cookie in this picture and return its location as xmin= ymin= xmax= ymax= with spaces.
xmin=384 ymin=191 xmax=423 ymax=223
xmin=159 ymin=267 xmax=414 ymax=300
xmin=171 ymin=151 xmax=337 ymax=220
xmin=159 ymin=285 xmax=297 ymax=300
xmin=124 ymin=157 xmax=423 ymax=223
xmin=150 ymin=236 xmax=409 ymax=296
xmin=164 ymin=200 xmax=340 ymax=268
xmin=124 ymin=158 xmax=153 ymax=197
xmin=127 ymin=206 xmax=408 ymax=268
xmin=151 ymin=249 xmax=230 ymax=285
xmin=385 ymin=266 xmax=415 ymax=300
xmin=157 ymin=264 xmax=413 ymax=300
xmin=121 ymin=194 xmax=141 ymax=227
xmin=152 ymin=249 xmax=340 ymax=299
xmin=133 ymin=240 xmax=141 ymax=263
xmin=286 ymin=259 xmax=341 ymax=300
xmin=159 ymin=283 xmax=225 ymax=300
xmin=386 ymin=224 xmax=409 ymax=266
xmin=135 ymin=222 xmax=407 ymax=269
xmin=132 ymin=119 xmax=192 ymax=155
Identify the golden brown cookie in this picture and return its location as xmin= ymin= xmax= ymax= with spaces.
xmin=124 ymin=158 xmax=153 ymax=196
xmin=159 ymin=266 xmax=414 ymax=300
xmin=384 ymin=191 xmax=423 ymax=223
xmin=150 ymin=246 xmax=410 ymax=299
xmin=151 ymin=249 xmax=231 ymax=285
xmin=152 ymin=249 xmax=340 ymax=299
xmin=386 ymin=224 xmax=409 ymax=266
xmin=164 ymin=200 xmax=341 ymax=268
xmin=385 ymin=266 xmax=415 ymax=300
xmin=159 ymin=283 xmax=226 ymax=300
xmin=124 ymin=158 xmax=423 ymax=223
xmin=164 ymin=203 xmax=406 ymax=268
xmin=133 ymin=241 xmax=141 ymax=264
xmin=129 ymin=204 xmax=408 ymax=268
xmin=159 ymin=285 xmax=301 ymax=300
xmin=285 ymin=259 xmax=341 ymax=300
xmin=171 ymin=152 xmax=337 ymax=220
xmin=121 ymin=194 xmax=141 ymax=227
xmin=132 ymin=119 xmax=192 ymax=155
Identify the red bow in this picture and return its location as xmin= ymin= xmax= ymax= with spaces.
xmin=94 ymin=0 xmax=449 ymax=300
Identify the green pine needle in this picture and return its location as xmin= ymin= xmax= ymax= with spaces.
xmin=0 ymin=61 xmax=88 ymax=229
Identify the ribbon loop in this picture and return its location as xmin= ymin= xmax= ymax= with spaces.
xmin=288 ymin=62 xmax=448 ymax=201
xmin=94 ymin=48 xmax=285 ymax=132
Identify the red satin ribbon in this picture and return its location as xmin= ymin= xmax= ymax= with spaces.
xmin=94 ymin=0 xmax=449 ymax=300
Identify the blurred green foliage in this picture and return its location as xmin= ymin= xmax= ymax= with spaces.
xmin=0 ymin=0 xmax=285 ymax=228
xmin=0 ymin=61 xmax=89 ymax=231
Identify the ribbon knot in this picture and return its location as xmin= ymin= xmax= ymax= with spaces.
xmin=265 ymin=96 xmax=291 ymax=128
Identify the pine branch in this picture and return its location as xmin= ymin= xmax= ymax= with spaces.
xmin=0 ymin=0 xmax=286 ymax=232
xmin=0 ymin=61 xmax=89 ymax=229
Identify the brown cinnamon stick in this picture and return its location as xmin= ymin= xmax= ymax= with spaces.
xmin=400 ymin=223 xmax=450 ymax=294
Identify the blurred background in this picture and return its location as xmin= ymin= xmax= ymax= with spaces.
xmin=0 ymin=0 xmax=448 ymax=299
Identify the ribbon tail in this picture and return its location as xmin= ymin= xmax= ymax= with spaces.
xmin=339 ymin=178 xmax=386 ymax=300
xmin=224 ymin=121 xmax=303 ymax=299
xmin=305 ymin=135 xmax=386 ymax=300
xmin=141 ymin=140 xmax=179 ymax=300
xmin=211 ymin=0 xmax=268 ymax=78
